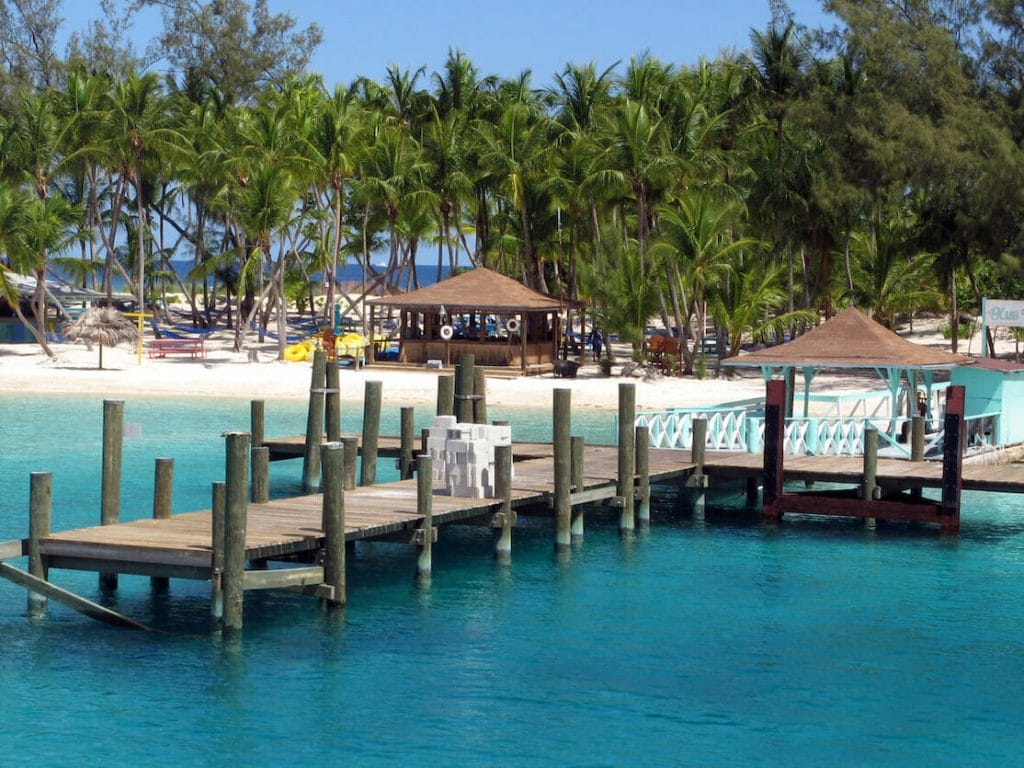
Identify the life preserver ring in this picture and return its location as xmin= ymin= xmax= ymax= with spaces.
xmin=284 ymin=342 xmax=309 ymax=362
xmin=440 ymin=324 xmax=454 ymax=341
xmin=506 ymin=318 xmax=520 ymax=334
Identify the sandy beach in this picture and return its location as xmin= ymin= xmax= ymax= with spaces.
xmin=0 ymin=318 xmax=1009 ymax=410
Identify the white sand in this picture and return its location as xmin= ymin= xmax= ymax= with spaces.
xmin=0 ymin=318 xmax=1012 ymax=411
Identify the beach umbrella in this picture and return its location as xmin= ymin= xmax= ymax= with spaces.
xmin=63 ymin=307 xmax=139 ymax=369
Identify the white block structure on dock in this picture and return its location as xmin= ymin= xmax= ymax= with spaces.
xmin=425 ymin=416 xmax=513 ymax=498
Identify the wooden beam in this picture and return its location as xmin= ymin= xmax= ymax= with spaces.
xmin=0 ymin=562 xmax=158 ymax=631
xmin=0 ymin=539 xmax=26 ymax=560
xmin=243 ymin=566 xmax=324 ymax=591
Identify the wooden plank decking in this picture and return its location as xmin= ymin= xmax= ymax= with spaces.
xmin=22 ymin=446 xmax=1024 ymax=585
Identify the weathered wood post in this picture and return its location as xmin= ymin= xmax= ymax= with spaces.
xmin=360 ymin=380 xmax=382 ymax=486
xmin=302 ymin=350 xmax=327 ymax=492
xmin=320 ymin=442 xmax=346 ymax=606
xmin=635 ymin=425 xmax=651 ymax=528
xmin=689 ymin=418 xmax=708 ymax=516
xmin=911 ymin=415 xmax=925 ymax=463
xmin=250 ymin=400 xmax=264 ymax=449
xmin=494 ymin=444 xmax=513 ymax=563
xmin=210 ymin=481 xmax=225 ymax=623
xmin=617 ymin=383 xmax=636 ymax=532
xmin=223 ymin=432 xmax=250 ymax=634
xmin=28 ymin=471 xmax=51 ymax=617
xmin=151 ymin=457 xmax=174 ymax=592
xmin=100 ymin=399 xmax=124 ymax=591
xmin=325 ymin=360 xmax=342 ymax=443
xmin=762 ymin=380 xmax=787 ymax=523
xmin=863 ymin=426 xmax=879 ymax=527
xmin=570 ymin=435 xmax=585 ymax=540
xmin=341 ymin=435 xmax=358 ymax=491
xmin=436 ymin=374 xmax=455 ymax=417
xmin=940 ymin=385 xmax=966 ymax=534
xmin=251 ymin=446 xmax=269 ymax=504
xmin=473 ymin=367 xmax=488 ymax=424
xmin=457 ymin=353 xmax=476 ymax=424
xmin=400 ymin=406 xmax=415 ymax=480
xmin=416 ymin=454 xmax=434 ymax=581
xmin=553 ymin=388 xmax=572 ymax=551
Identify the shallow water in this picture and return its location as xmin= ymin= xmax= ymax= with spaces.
xmin=1 ymin=394 xmax=1022 ymax=766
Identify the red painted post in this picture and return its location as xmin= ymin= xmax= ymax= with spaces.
xmin=762 ymin=379 xmax=787 ymax=523
xmin=940 ymin=385 xmax=965 ymax=533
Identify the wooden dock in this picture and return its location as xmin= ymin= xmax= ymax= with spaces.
xmin=6 ymin=358 xmax=1024 ymax=634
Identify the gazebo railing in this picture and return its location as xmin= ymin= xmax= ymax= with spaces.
xmin=634 ymin=408 xmax=1001 ymax=457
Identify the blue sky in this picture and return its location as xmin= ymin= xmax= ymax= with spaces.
xmin=61 ymin=0 xmax=835 ymax=88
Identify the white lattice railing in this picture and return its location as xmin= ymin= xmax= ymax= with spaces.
xmin=634 ymin=408 xmax=1001 ymax=458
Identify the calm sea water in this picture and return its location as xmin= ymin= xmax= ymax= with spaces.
xmin=1 ymin=394 xmax=1023 ymax=767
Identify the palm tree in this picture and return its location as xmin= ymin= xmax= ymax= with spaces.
xmin=105 ymin=73 xmax=183 ymax=317
xmin=710 ymin=260 xmax=815 ymax=360
xmin=652 ymin=189 xmax=759 ymax=372
xmin=476 ymin=99 xmax=552 ymax=291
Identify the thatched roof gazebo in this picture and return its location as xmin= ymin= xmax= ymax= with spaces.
xmin=367 ymin=268 xmax=582 ymax=372
xmin=721 ymin=307 xmax=973 ymax=426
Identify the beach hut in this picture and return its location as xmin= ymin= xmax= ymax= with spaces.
xmin=951 ymin=358 xmax=1024 ymax=445
xmin=367 ymin=268 xmax=582 ymax=372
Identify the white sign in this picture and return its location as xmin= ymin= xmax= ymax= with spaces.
xmin=983 ymin=298 xmax=1024 ymax=327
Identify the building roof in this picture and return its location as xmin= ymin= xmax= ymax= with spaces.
xmin=722 ymin=307 xmax=974 ymax=370
xmin=367 ymin=267 xmax=581 ymax=313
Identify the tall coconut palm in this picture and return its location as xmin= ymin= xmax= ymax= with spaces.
xmin=104 ymin=72 xmax=184 ymax=316
xmin=476 ymin=99 xmax=553 ymax=291
xmin=652 ymin=189 xmax=759 ymax=372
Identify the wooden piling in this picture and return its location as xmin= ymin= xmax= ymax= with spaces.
xmin=416 ymin=454 xmax=433 ymax=580
xmin=863 ymin=426 xmax=878 ymax=527
xmin=762 ymin=380 xmax=786 ymax=523
xmin=341 ymin=435 xmax=358 ymax=491
xmin=100 ymin=399 xmax=124 ymax=592
xmin=940 ymin=385 xmax=966 ymax=533
xmin=400 ymin=406 xmax=415 ymax=480
xmin=251 ymin=446 xmax=269 ymax=503
xmin=570 ymin=435 xmax=585 ymax=540
xmin=151 ymin=457 xmax=174 ymax=592
xmin=436 ymin=374 xmax=455 ymax=417
xmin=325 ymin=361 xmax=341 ymax=443
xmin=320 ymin=442 xmax=346 ymax=606
xmin=473 ymin=367 xmax=488 ymax=424
xmin=457 ymin=353 xmax=475 ymax=424
xmin=494 ymin=444 xmax=513 ymax=563
xmin=28 ymin=471 xmax=51 ymax=617
xmin=617 ymin=383 xmax=636 ymax=532
xmin=635 ymin=425 xmax=650 ymax=528
xmin=210 ymin=481 xmax=225 ymax=622
xmin=553 ymin=388 xmax=572 ymax=551
xmin=690 ymin=417 xmax=708 ymax=515
xmin=223 ymin=432 xmax=250 ymax=634
xmin=302 ymin=350 xmax=327 ymax=492
xmin=911 ymin=415 xmax=925 ymax=462
xmin=250 ymin=400 xmax=264 ymax=449
xmin=360 ymin=380 xmax=382 ymax=486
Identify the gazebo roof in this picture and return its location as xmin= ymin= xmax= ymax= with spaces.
xmin=368 ymin=267 xmax=580 ymax=313
xmin=722 ymin=307 xmax=974 ymax=370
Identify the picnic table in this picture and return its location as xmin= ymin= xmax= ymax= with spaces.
xmin=147 ymin=338 xmax=207 ymax=359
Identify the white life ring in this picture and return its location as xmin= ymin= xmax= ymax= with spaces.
xmin=440 ymin=324 xmax=454 ymax=341
xmin=506 ymin=318 xmax=520 ymax=334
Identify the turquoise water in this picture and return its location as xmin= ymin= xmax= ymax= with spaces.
xmin=1 ymin=395 xmax=1023 ymax=766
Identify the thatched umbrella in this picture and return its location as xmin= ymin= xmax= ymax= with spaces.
xmin=64 ymin=307 xmax=139 ymax=369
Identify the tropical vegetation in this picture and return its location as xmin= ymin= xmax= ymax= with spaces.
xmin=1 ymin=0 xmax=1023 ymax=367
